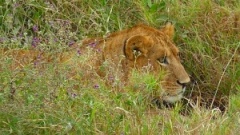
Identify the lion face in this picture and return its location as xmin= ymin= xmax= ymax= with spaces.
xmin=98 ymin=23 xmax=190 ymax=103
xmin=132 ymin=38 xmax=190 ymax=103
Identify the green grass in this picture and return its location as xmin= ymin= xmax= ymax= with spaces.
xmin=0 ymin=0 xmax=240 ymax=134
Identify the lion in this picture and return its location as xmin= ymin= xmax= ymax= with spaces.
xmin=81 ymin=23 xmax=190 ymax=103
xmin=0 ymin=23 xmax=190 ymax=103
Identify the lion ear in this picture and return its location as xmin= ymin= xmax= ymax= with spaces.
xmin=162 ymin=22 xmax=175 ymax=39
xmin=124 ymin=35 xmax=153 ymax=61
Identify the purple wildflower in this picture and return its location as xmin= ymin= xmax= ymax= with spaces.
xmin=96 ymin=48 xmax=102 ymax=53
xmin=68 ymin=40 xmax=75 ymax=47
xmin=63 ymin=20 xmax=70 ymax=26
xmin=93 ymin=84 xmax=100 ymax=89
xmin=34 ymin=54 xmax=42 ymax=68
xmin=32 ymin=25 xmax=39 ymax=33
xmin=108 ymin=75 xmax=114 ymax=81
xmin=89 ymin=42 xmax=97 ymax=48
xmin=77 ymin=49 xmax=81 ymax=55
xmin=16 ymin=31 xmax=23 ymax=37
xmin=32 ymin=37 xmax=40 ymax=47
xmin=37 ymin=54 xmax=41 ymax=59
xmin=14 ymin=3 xmax=20 ymax=8
xmin=34 ymin=61 xmax=38 ymax=68
xmin=54 ymin=38 xmax=58 ymax=43
xmin=0 ymin=38 xmax=4 ymax=43
xmin=71 ymin=93 xmax=77 ymax=98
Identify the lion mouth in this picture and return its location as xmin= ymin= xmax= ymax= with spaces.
xmin=162 ymin=87 xmax=186 ymax=103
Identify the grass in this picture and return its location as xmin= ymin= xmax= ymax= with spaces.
xmin=0 ymin=0 xmax=240 ymax=134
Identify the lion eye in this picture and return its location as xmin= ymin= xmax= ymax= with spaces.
xmin=158 ymin=56 xmax=168 ymax=64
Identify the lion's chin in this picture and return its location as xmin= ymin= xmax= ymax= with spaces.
xmin=162 ymin=87 xmax=186 ymax=103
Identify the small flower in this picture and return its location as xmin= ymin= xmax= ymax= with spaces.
xmin=37 ymin=54 xmax=42 ymax=59
xmin=93 ymin=84 xmax=100 ymax=89
xmin=32 ymin=25 xmax=39 ymax=33
xmin=54 ymin=38 xmax=58 ymax=43
xmin=108 ymin=75 xmax=114 ymax=81
xmin=96 ymin=48 xmax=102 ymax=52
xmin=89 ymin=42 xmax=97 ymax=48
xmin=63 ymin=20 xmax=70 ymax=26
xmin=34 ymin=54 xmax=42 ymax=67
xmin=32 ymin=37 xmax=40 ymax=47
xmin=18 ymin=32 xmax=23 ymax=38
xmin=77 ymin=49 xmax=81 ymax=55
xmin=68 ymin=40 xmax=75 ymax=47
xmin=34 ymin=61 xmax=38 ymax=67
xmin=14 ymin=3 xmax=20 ymax=8
xmin=71 ymin=93 xmax=77 ymax=98
xmin=0 ymin=38 xmax=5 ymax=43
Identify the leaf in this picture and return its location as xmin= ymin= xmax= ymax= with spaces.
xmin=149 ymin=4 xmax=158 ymax=12
xmin=149 ymin=2 xmax=166 ymax=13
xmin=147 ymin=0 xmax=152 ymax=8
xmin=156 ymin=15 xmax=169 ymax=22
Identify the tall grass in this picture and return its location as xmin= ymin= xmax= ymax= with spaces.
xmin=0 ymin=0 xmax=240 ymax=134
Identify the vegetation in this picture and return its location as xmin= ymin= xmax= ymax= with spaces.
xmin=0 ymin=0 xmax=239 ymax=134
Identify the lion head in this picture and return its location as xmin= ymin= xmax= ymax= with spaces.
xmin=84 ymin=23 xmax=190 ymax=103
